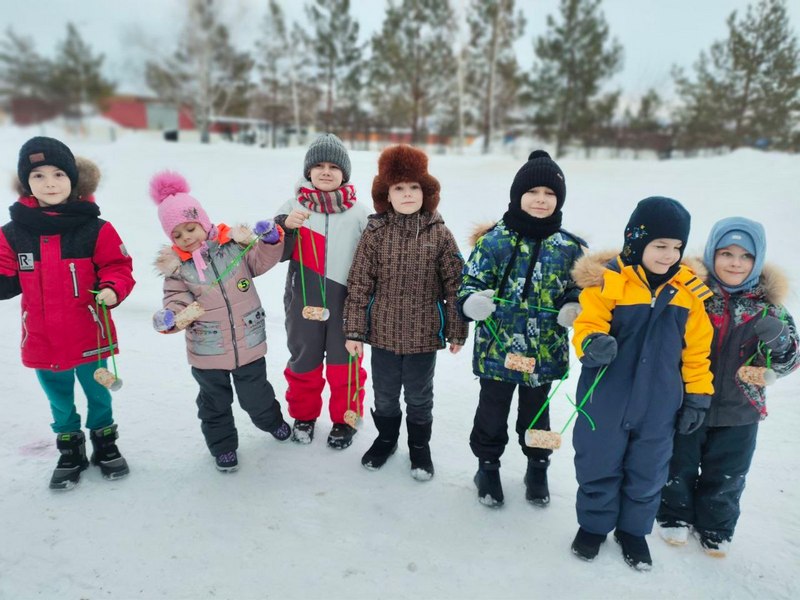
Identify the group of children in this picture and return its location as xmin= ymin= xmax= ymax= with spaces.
xmin=1 ymin=134 xmax=796 ymax=571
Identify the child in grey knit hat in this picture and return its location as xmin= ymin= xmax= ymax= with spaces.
xmin=274 ymin=133 xmax=369 ymax=450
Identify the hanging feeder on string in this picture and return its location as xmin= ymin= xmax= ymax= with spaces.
xmin=343 ymin=353 xmax=363 ymax=427
xmin=91 ymin=295 xmax=123 ymax=391
xmin=484 ymin=316 xmax=536 ymax=374
xmin=295 ymin=229 xmax=329 ymax=321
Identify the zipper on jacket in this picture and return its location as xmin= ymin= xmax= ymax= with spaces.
xmin=69 ymin=262 xmax=79 ymax=297
xmin=210 ymin=258 xmax=240 ymax=368
xmin=88 ymin=305 xmax=106 ymax=339
xmin=436 ymin=301 xmax=445 ymax=346
xmin=21 ymin=311 xmax=29 ymax=348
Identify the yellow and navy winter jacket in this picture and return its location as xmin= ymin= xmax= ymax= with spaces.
xmin=572 ymin=252 xmax=714 ymax=429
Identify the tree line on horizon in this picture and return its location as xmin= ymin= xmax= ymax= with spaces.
xmin=1 ymin=0 xmax=798 ymax=157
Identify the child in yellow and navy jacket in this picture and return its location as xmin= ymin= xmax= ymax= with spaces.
xmin=569 ymin=197 xmax=714 ymax=571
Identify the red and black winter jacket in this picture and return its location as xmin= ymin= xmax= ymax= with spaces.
xmin=0 ymin=194 xmax=135 ymax=371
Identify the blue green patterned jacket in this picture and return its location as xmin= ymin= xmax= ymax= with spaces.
xmin=458 ymin=220 xmax=584 ymax=386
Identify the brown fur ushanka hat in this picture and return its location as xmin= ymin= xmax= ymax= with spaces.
xmin=371 ymin=145 xmax=440 ymax=214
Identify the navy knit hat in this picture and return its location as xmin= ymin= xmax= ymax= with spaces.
xmin=509 ymin=150 xmax=566 ymax=211
xmin=303 ymin=133 xmax=351 ymax=183
xmin=18 ymin=136 xmax=79 ymax=193
xmin=621 ymin=196 xmax=691 ymax=266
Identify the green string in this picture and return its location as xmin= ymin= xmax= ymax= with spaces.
xmin=295 ymin=230 xmax=309 ymax=306
xmin=207 ymin=236 xmax=259 ymax=288
xmin=347 ymin=353 xmax=362 ymax=416
xmin=527 ymin=368 xmax=569 ymax=429
xmin=563 ymin=393 xmax=596 ymax=431
xmin=492 ymin=296 xmax=559 ymax=313
xmin=560 ymin=365 xmax=608 ymax=434
xmin=309 ymin=231 xmax=327 ymax=309
xmin=90 ymin=292 xmax=118 ymax=377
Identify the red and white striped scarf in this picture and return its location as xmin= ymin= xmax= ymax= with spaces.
xmin=297 ymin=184 xmax=357 ymax=214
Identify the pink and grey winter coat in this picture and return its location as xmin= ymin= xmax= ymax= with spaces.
xmin=344 ymin=210 xmax=468 ymax=354
xmin=0 ymin=158 xmax=135 ymax=371
xmin=155 ymin=224 xmax=284 ymax=371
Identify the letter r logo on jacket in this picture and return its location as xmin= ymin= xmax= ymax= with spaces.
xmin=17 ymin=253 xmax=34 ymax=271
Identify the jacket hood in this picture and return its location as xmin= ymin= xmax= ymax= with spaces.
xmin=696 ymin=255 xmax=789 ymax=305
xmin=572 ymin=249 xmax=708 ymax=289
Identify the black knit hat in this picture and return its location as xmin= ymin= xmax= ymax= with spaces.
xmin=18 ymin=136 xmax=79 ymax=193
xmin=303 ymin=133 xmax=351 ymax=183
xmin=621 ymin=196 xmax=691 ymax=266
xmin=509 ymin=150 xmax=566 ymax=210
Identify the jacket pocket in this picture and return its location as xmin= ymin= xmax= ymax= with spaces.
xmin=186 ymin=320 xmax=225 ymax=356
xmin=242 ymin=307 xmax=266 ymax=348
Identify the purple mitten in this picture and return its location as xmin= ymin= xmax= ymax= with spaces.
xmin=255 ymin=219 xmax=280 ymax=244
xmin=153 ymin=308 xmax=176 ymax=332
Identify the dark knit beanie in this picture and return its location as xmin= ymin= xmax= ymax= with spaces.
xmin=621 ymin=196 xmax=691 ymax=266
xmin=303 ymin=133 xmax=351 ymax=183
xmin=18 ymin=136 xmax=79 ymax=193
xmin=509 ymin=150 xmax=566 ymax=211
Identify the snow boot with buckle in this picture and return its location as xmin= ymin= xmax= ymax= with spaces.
xmin=49 ymin=431 xmax=89 ymax=490
xmin=90 ymin=424 xmax=130 ymax=480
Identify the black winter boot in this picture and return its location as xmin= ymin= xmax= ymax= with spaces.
xmin=50 ymin=431 xmax=89 ymax=490
xmin=524 ymin=457 xmax=550 ymax=507
xmin=327 ymin=422 xmax=357 ymax=449
xmin=361 ymin=411 xmax=402 ymax=471
xmin=407 ymin=420 xmax=434 ymax=481
xmin=614 ymin=529 xmax=653 ymax=571
xmin=89 ymin=424 xmax=130 ymax=480
xmin=474 ymin=460 xmax=504 ymax=507
xmin=571 ymin=527 xmax=607 ymax=561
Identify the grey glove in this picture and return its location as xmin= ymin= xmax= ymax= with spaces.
xmin=557 ymin=302 xmax=581 ymax=328
xmin=676 ymin=394 xmax=712 ymax=435
xmin=753 ymin=316 xmax=792 ymax=354
xmin=580 ymin=333 xmax=617 ymax=367
xmin=463 ymin=289 xmax=497 ymax=321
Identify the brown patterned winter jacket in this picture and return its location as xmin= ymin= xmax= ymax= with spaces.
xmin=344 ymin=210 xmax=468 ymax=354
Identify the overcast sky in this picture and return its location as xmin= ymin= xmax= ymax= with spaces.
xmin=5 ymin=0 xmax=800 ymax=101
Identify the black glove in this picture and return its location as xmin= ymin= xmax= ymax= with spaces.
xmin=676 ymin=394 xmax=711 ymax=435
xmin=580 ymin=334 xmax=617 ymax=368
xmin=753 ymin=316 xmax=792 ymax=355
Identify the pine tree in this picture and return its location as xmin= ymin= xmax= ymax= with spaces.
xmin=304 ymin=0 xmax=363 ymax=133
xmin=145 ymin=0 xmax=253 ymax=143
xmin=49 ymin=23 xmax=116 ymax=119
xmin=528 ymin=0 xmax=623 ymax=157
xmin=0 ymin=29 xmax=52 ymax=101
xmin=464 ymin=0 xmax=525 ymax=153
xmin=673 ymin=0 xmax=800 ymax=151
xmin=369 ymin=0 xmax=456 ymax=144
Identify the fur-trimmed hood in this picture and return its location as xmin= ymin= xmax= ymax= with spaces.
xmin=153 ymin=223 xmax=257 ymax=276
xmin=572 ymin=250 xmax=708 ymax=289
xmin=12 ymin=156 xmax=100 ymax=201
xmin=572 ymin=250 xmax=788 ymax=304
xmin=468 ymin=221 xmax=498 ymax=247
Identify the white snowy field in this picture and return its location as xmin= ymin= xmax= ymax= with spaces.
xmin=0 ymin=128 xmax=798 ymax=600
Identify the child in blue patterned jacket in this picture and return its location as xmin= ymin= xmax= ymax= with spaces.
xmin=458 ymin=150 xmax=584 ymax=509
xmin=657 ymin=216 xmax=799 ymax=557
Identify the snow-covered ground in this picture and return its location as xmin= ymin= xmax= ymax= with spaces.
xmin=0 ymin=128 xmax=798 ymax=599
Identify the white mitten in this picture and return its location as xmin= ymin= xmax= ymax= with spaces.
xmin=463 ymin=289 xmax=497 ymax=321
xmin=557 ymin=302 xmax=581 ymax=328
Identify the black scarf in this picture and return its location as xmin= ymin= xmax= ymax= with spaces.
xmin=502 ymin=207 xmax=563 ymax=240
xmin=642 ymin=264 xmax=681 ymax=291
xmin=10 ymin=200 xmax=100 ymax=235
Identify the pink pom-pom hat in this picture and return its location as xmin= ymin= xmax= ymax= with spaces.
xmin=149 ymin=170 xmax=213 ymax=240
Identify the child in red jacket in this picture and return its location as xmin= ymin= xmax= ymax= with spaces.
xmin=0 ymin=137 xmax=135 ymax=490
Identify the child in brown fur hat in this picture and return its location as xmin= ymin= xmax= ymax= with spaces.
xmin=343 ymin=144 xmax=468 ymax=480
